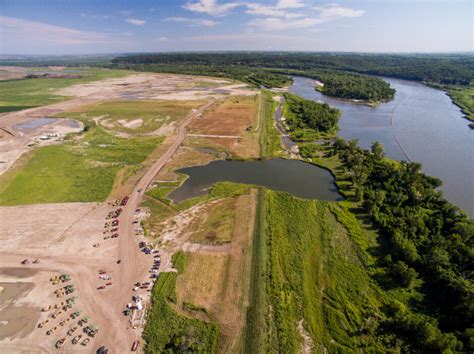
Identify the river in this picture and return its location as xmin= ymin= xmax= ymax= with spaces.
xmin=289 ymin=76 xmax=474 ymax=216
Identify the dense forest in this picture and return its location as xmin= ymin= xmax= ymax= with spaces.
xmin=314 ymin=138 xmax=474 ymax=352
xmin=271 ymin=68 xmax=395 ymax=101
xmin=316 ymin=71 xmax=395 ymax=101
xmin=283 ymin=93 xmax=340 ymax=138
xmin=111 ymin=52 xmax=474 ymax=85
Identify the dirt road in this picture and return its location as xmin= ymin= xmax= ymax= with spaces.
xmin=100 ymin=101 xmax=215 ymax=351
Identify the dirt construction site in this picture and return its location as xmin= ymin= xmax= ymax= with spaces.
xmin=0 ymin=70 xmax=260 ymax=353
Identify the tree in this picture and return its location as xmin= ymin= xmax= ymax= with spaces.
xmin=371 ymin=141 xmax=385 ymax=160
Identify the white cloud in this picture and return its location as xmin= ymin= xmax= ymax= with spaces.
xmin=245 ymin=3 xmax=286 ymax=17
xmin=276 ymin=0 xmax=305 ymax=9
xmin=0 ymin=15 xmax=107 ymax=45
xmin=158 ymin=36 xmax=169 ymax=42
xmin=80 ymin=13 xmax=110 ymax=20
xmin=249 ymin=16 xmax=323 ymax=30
xmin=126 ymin=18 xmax=146 ymax=26
xmin=248 ymin=3 xmax=365 ymax=31
xmin=165 ymin=17 xmax=220 ymax=27
xmin=245 ymin=1 xmax=307 ymax=18
xmin=315 ymin=5 xmax=365 ymax=19
xmin=183 ymin=0 xmax=243 ymax=16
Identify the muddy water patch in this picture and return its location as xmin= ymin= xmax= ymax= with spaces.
xmin=13 ymin=117 xmax=56 ymax=133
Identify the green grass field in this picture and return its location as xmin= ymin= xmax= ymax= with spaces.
xmin=259 ymin=91 xmax=281 ymax=158
xmin=0 ymin=128 xmax=162 ymax=205
xmin=245 ymin=190 xmax=390 ymax=353
xmin=0 ymin=68 xmax=131 ymax=113
xmin=447 ymin=84 xmax=474 ymax=126
xmin=55 ymin=99 xmax=204 ymax=134
xmin=143 ymin=252 xmax=219 ymax=353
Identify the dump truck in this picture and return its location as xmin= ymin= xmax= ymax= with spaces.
xmin=67 ymin=326 xmax=78 ymax=336
xmin=72 ymin=334 xmax=83 ymax=344
xmin=55 ymin=338 xmax=66 ymax=349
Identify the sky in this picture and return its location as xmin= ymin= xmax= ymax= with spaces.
xmin=0 ymin=0 xmax=472 ymax=54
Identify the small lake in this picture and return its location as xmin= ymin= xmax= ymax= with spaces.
xmin=13 ymin=117 xmax=56 ymax=132
xmin=289 ymin=76 xmax=474 ymax=216
xmin=168 ymin=158 xmax=342 ymax=203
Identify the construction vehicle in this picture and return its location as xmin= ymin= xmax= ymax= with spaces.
xmin=55 ymin=338 xmax=66 ymax=349
xmin=84 ymin=325 xmax=99 ymax=337
xmin=38 ymin=319 xmax=49 ymax=328
xmin=78 ymin=317 xmax=89 ymax=326
xmin=72 ymin=334 xmax=83 ymax=344
xmin=46 ymin=326 xmax=58 ymax=335
xmin=67 ymin=326 xmax=78 ymax=336
xmin=52 ymin=310 xmax=63 ymax=319
xmin=97 ymin=346 xmax=109 ymax=354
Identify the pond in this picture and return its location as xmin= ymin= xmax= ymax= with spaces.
xmin=289 ymin=76 xmax=474 ymax=216
xmin=13 ymin=117 xmax=57 ymax=132
xmin=168 ymin=158 xmax=342 ymax=203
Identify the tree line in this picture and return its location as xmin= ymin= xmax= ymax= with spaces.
xmin=330 ymin=138 xmax=473 ymax=352
xmin=111 ymin=52 xmax=474 ymax=85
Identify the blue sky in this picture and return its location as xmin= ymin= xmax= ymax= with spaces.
xmin=0 ymin=0 xmax=472 ymax=54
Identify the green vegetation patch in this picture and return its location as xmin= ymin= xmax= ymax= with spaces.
xmin=143 ymin=252 xmax=219 ymax=353
xmin=0 ymin=128 xmax=162 ymax=205
xmin=0 ymin=68 xmax=130 ymax=113
xmin=259 ymin=91 xmax=281 ymax=158
xmin=189 ymin=197 xmax=236 ymax=245
xmin=446 ymin=84 xmax=474 ymax=123
xmin=246 ymin=190 xmax=388 ymax=353
xmin=283 ymin=93 xmax=341 ymax=139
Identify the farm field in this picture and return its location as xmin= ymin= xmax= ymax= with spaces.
xmin=188 ymin=95 xmax=260 ymax=158
xmin=0 ymin=68 xmax=131 ymax=113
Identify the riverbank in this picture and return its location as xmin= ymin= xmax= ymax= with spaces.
xmin=289 ymin=76 xmax=474 ymax=216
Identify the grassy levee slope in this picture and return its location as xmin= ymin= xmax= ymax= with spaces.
xmin=246 ymin=190 xmax=389 ymax=353
xmin=259 ymin=91 xmax=281 ymax=158
xmin=0 ymin=128 xmax=162 ymax=205
xmin=143 ymin=252 xmax=219 ymax=353
xmin=446 ymin=84 xmax=474 ymax=127
xmin=0 ymin=68 xmax=131 ymax=113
